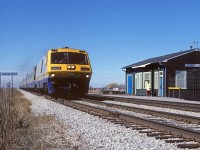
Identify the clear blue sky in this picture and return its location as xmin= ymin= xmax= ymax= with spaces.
xmin=0 ymin=0 xmax=200 ymax=88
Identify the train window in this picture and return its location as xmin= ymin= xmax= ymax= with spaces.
xmin=51 ymin=52 xmax=89 ymax=65
xmin=41 ymin=60 xmax=43 ymax=73
xmin=46 ymin=55 xmax=48 ymax=65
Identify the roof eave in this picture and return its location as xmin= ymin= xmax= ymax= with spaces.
xmin=131 ymin=63 xmax=151 ymax=69
xmin=162 ymin=50 xmax=195 ymax=62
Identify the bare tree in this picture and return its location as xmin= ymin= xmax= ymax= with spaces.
xmin=107 ymin=83 xmax=118 ymax=90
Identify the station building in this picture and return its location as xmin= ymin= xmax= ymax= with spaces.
xmin=122 ymin=49 xmax=200 ymax=101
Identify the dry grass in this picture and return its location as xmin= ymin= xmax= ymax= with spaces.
xmin=0 ymin=88 xmax=87 ymax=150
xmin=0 ymin=88 xmax=32 ymax=149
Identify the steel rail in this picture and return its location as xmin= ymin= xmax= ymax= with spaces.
xmin=85 ymin=94 xmax=200 ymax=112
xmin=82 ymin=99 xmax=200 ymax=124
xmin=116 ymin=98 xmax=200 ymax=112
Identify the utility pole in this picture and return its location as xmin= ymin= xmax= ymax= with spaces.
xmin=12 ymin=74 xmax=13 ymax=97
xmin=0 ymin=72 xmax=1 ymax=90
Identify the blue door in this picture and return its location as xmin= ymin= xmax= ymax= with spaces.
xmin=127 ymin=75 xmax=133 ymax=94
xmin=158 ymin=71 xmax=163 ymax=96
xmin=159 ymin=77 xmax=163 ymax=96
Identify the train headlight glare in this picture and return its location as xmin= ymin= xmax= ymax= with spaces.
xmin=67 ymin=65 xmax=76 ymax=70
xmin=51 ymin=74 xmax=55 ymax=77
xmin=86 ymin=75 xmax=90 ymax=78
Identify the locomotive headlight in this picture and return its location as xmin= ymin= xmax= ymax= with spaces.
xmin=67 ymin=65 xmax=76 ymax=70
xmin=86 ymin=75 xmax=90 ymax=78
xmin=51 ymin=74 xmax=55 ymax=77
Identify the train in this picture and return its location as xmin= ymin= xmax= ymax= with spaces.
xmin=19 ymin=47 xmax=92 ymax=96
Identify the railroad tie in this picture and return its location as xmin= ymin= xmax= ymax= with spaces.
xmin=147 ymin=131 xmax=165 ymax=137
xmin=124 ymin=124 xmax=141 ymax=128
xmin=177 ymin=143 xmax=200 ymax=149
xmin=155 ymin=135 xmax=176 ymax=140
xmin=139 ymin=130 xmax=155 ymax=134
xmin=165 ymin=139 xmax=186 ymax=143
xmin=132 ymin=126 xmax=148 ymax=130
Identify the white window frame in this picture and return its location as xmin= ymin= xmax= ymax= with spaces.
xmin=135 ymin=72 xmax=142 ymax=89
xmin=175 ymin=70 xmax=187 ymax=89
xmin=154 ymin=71 xmax=158 ymax=89
xmin=143 ymin=72 xmax=151 ymax=89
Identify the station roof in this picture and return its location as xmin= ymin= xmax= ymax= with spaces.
xmin=122 ymin=49 xmax=198 ymax=69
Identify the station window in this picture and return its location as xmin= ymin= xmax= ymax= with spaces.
xmin=143 ymin=72 xmax=151 ymax=89
xmin=154 ymin=71 xmax=158 ymax=89
xmin=175 ymin=70 xmax=187 ymax=89
xmin=135 ymin=73 xmax=142 ymax=89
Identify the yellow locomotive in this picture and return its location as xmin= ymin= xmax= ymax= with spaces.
xmin=20 ymin=47 xmax=92 ymax=96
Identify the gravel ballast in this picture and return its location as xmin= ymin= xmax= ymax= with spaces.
xmin=20 ymin=90 xmax=194 ymax=150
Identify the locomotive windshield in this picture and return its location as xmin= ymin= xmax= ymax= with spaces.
xmin=51 ymin=52 xmax=89 ymax=65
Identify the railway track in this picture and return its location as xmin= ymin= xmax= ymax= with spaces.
xmin=81 ymin=99 xmax=200 ymax=125
xmin=28 ymin=91 xmax=200 ymax=149
xmin=85 ymin=94 xmax=200 ymax=112
xmin=49 ymin=97 xmax=200 ymax=149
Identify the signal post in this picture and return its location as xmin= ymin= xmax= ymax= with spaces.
xmin=0 ymin=72 xmax=18 ymax=96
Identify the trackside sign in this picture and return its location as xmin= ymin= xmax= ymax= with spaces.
xmin=0 ymin=72 xmax=18 ymax=76
xmin=185 ymin=64 xmax=200 ymax=68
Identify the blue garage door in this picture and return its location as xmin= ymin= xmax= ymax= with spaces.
xmin=127 ymin=75 xmax=133 ymax=94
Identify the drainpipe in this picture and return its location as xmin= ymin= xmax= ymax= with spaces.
xmin=151 ymin=70 xmax=154 ymax=96
xmin=164 ymin=67 xmax=167 ymax=97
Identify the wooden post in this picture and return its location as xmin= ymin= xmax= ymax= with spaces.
xmin=12 ymin=74 xmax=13 ymax=97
